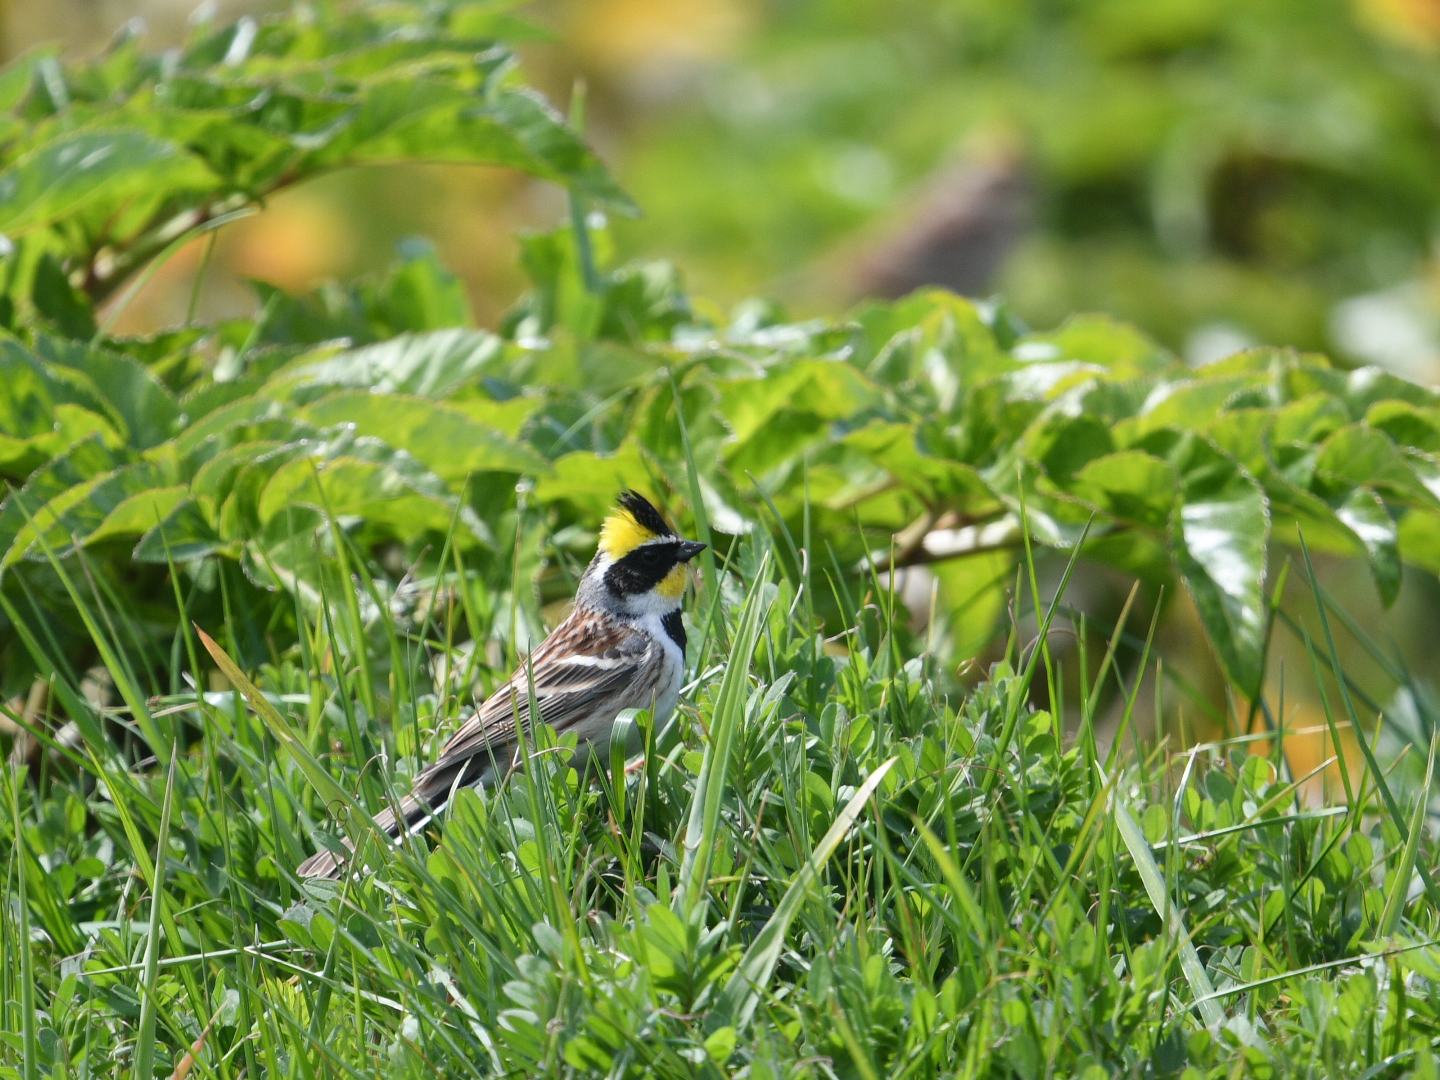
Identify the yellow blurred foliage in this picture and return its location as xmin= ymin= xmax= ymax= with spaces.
xmin=568 ymin=0 xmax=753 ymax=70
xmin=225 ymin=191 xmax=355 ymax=292
xmin=1355 ymin=0 xmax=1440 ymax=48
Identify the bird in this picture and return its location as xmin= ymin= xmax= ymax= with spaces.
xmin=297 ymin=490 xmax=706 ymax=879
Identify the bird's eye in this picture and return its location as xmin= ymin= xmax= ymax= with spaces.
xmin=640 ymin=547 xmax=663 ymax=566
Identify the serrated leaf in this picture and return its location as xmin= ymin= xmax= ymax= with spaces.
xmin=256 ymin=452 xmax=489 ymax=545
xmin=37 ymin=337 xmax=181 ymax=450
xmin=134 ymin=498 xmax=225 ymax=562
xmin=304 ymin=82 xmax=634 ymax=213
xmin=1022 ymin=313 xmax=1170 ymax=375
xmin=272 ymin=329 xmax=504 ymax=399
xmin=718 ymin=360 xmax=869 ymax=446
xmin=0 ymin=403 xmax=120 ymax=479
xmin=843 ymin=421 xmax=995 ymax=506
xmin=84 ymin=485 xmax=189 ymax=548
xmin=1068 ymin=450 xmax=1177 ymax=531
xmin=0 ymin=129 xmax=216 ymax=234
xmin=0 ymin=437 xmax=120 ymax=563
xmin=533 ymin=444 xmax=658 ymax=518
xmin=1168 ymin=439 xmax=1270 ymax=696
xmin=1315 ymin=425 xmax=1440 ymax=511
xmin=1333 ymin=487 xmax=1400 ymax=606
xmin=2 ymin=461 xmax=177 ymax=566
xmin=299 ymin=391 xmax=548 ymax=482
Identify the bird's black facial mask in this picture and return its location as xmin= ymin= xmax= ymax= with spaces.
xmin=603 ymin=538 xmax=706 ymax=599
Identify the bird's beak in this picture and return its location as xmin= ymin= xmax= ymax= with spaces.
xmin=676 ymin=539 xmax=707 ymax=562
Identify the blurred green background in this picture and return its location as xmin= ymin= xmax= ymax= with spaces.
xmin=15 ymin=0 xmax=1440 ymax=383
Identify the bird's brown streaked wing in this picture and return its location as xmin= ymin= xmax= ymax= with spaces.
xmin=416 ymin=615 xmax=653 ymax=784
xmin=299 ymin=615 xmax=659 ymax=880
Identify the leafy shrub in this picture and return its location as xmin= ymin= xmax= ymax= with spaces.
xmin=5 ymin=1 xmax=1440 ymax=717
xmin=7 ymin=216 xmax=1440 ymax=705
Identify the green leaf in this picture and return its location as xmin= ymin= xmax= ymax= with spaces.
xmin=37 ymin=337 xmax=181 ymax=450
xmin=677 ymin=559 xmax=776 ymax=916
xmin=1365 ymin=400 xmax=1440 ymax=454
xmin=1333 ymin=487 xmax=1401 ymax=606
xmin=85 ymin=485 xmax=189 ymax=548
xmin=367 ymin=239 xmax=473 ymax=333
xmin=1 ymin=461 xmax=176 ymax=566
xmin=929 ymin=550 xmax=1013 ymax=660
xmin=272 ymin=329 xmax=504 ymax=399
xmin=843 ymin=421 xmax=997 ymax=507
xmin=1398 ymin=509 xmax=1440 ymax=575
xmin=853 ymin=290 xmax=1010 ymax=391
xmin=1103 ymin=762 xmax=1227 ymax=1028
xmin=1023 ymin=412 xmax=1115 ymax=484
xmin=533 ymin=443 xmax=659 ymax=518
xmin=1022 ymin=313 xmax=1170 ymax=376
xmin=0 ymin=437 xmax=120 ymax=563
xmin=304 ymin=81 xmax=635 ymax=213
xmin=0 ymin=403 xmax=120 ymax=479
xmin=718 ymin=360 xmax=870 ymax=447
xmin=196 ymin=627 xmax=376 ymax=841
xmin=1378 ymin=727 xmax=1437 ymax=937
xmin=31 ymin=254 xmax=95 ymax=339
xmin=1165 ymin=436 xmax=1270 ymax=696
xmin=0 ymin=129 xmax=216 ymax=234
xmin=1315 ymin=425 xmax=1440 ymax=511
xmin=1133 ymin=377 xmax=1252 ymax=438
xmin=718 ymin=359 xmax=870 ymax=476
xmin=299 ymin=391 xmax=549 ymax=483
xmin=1068 ymin=450 xmax=1177 ymax=531
xmin=133 ymin=498 xmax=225 ymax=562
xmin=714 ymin=755 xmax=898 ymax=1030
xmin=256 ymin=450 xmax=489 ymax=546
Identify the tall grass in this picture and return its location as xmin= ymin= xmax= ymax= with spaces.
xmin=3 ymin=506 xmax=1440 ymax=1079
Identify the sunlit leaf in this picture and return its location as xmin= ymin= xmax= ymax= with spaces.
xmin=299 ymin=391 xmax=549 ymax=483
xmin=1166 ymin=437 xmax=1270 ymax=695
xmin=0 ymin=130 xmax=216 ymax=234
xmin=272 ymin=329 xmax=505 ymax=399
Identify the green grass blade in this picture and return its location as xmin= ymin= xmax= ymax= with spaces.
xmin=135 ymin=757 xmax=177 ymax=1080
xmin=913 ymin=818 xmax=991 ymax=955
xmin=668 ymin=366 xmax=716 ymax=594
xmin=608 ymin=708 xmax=644 ymax=828
xmin=196 ymin=625 xmax=381 ymax=863
xmin=1297 ymin=533 xmax=1440 ymax=908
xmin=8 ymin=766 xmax=37 ymax=1080
xmin=11 ymin=504 xmax=168 ymax=764
xmin=715 ymin=755 xmax=898 ymax=1030
xmin=1379 ymin=724 xmax=1438 ymax=937
xmin=1102 ymin=762 xmax=1227 ymax=1028
xmin=677 ymin=554 xmax=774 ymax=916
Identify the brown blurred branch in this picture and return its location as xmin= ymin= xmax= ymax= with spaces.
xmin=850 ymin=146 xmax=1029 ymax=300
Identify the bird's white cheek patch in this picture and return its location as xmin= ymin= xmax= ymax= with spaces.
xmin=657 ymin=565 xmax=688 ymax=599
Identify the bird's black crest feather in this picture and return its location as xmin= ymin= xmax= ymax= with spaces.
xmin=616 ymin=490 xmax=674 ymax=537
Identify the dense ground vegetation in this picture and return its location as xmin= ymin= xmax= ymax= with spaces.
xmin=5 ymin=3 xmax=1440 ymax=1077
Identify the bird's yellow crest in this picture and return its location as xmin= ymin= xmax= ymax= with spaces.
xmin=599 ymin=507 xmax=658 ymax=559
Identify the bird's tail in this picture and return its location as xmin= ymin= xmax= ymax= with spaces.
xmin=295 ymin=792 xmax=432 ymax=880
xmin=296 ymin=741 xmax=509 ymax=879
